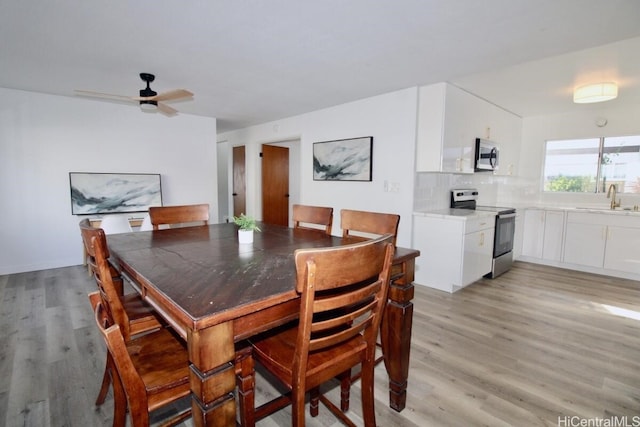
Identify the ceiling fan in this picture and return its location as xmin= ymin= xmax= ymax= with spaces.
xmin=75 ymin=73 xmax=193 ymax=116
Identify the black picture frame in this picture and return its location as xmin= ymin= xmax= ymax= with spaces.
xmin=313 ymin=136 xmax=373 ymax=181
xmin=69 ymin=172 xmax=163 ymax=215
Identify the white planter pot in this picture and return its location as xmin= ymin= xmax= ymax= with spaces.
xmin=238 ymin=229 xmax=254 ymax=244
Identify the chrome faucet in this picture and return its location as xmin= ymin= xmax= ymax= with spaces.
xmin=607 ymin=184 xmax=621 ymax=210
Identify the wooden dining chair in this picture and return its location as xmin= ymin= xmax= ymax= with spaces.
xmin=292 ymin=204 xmax=333 ymax=235
xmin=338 ymin=209 xmax=401 ymax=408
xmin=89 ymin=292 xmax=191 ymax=427
xmin=79 ymin=219 xmax=164 ymax=407
xmin=340 ymin=208 xmax=400 ymax=246
xmin=148 ymin=203 xmax=209 ymax=230
xmin=239 ymin=234 xmax=395 ymax=427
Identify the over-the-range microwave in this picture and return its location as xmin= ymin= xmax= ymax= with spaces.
xmin=474 ymin=138 xmax=499 ymax=172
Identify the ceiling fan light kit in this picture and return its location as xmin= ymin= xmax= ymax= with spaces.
xmin=573 ymin=82 xmax=618 ymax=104
xmin=140 ymin=102 xmax=158 ymax=111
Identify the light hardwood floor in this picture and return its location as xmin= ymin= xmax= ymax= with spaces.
xmin=0 ymin=261 xmax=638 ymax=426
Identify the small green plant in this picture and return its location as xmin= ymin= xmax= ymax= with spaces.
xmin=232 ymin=213 xmax=261 ymax=231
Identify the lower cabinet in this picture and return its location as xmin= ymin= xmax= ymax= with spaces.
xmin=521 ymin=208 xmax=565 ymax=261
xmin=604 ymin=226 xmax=640 ymax=274
xmin=563 ymin=221 xmax=605 ymax=268
xmin=413 ymin=213 xmax=495 ymax=293
xmin=563 ymin=212 xmax=640 ymax=275
xmin=462 ymin=227 xmax=495 ymax=286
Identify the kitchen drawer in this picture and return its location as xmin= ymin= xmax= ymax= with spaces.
xmin=465 ymin=215 xmax=495 ymax=234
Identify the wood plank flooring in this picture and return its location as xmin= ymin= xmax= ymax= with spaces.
xmin=0 ymin=261 xmax=638 ymax=426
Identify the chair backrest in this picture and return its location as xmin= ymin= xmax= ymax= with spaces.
xmin=292 ymin=204 xmax=333 ymax=235
xmin=293 ymin=234 xmax=394 ymax=371
xmin=91 ymin=297 xmax=150 ymax=423
xmin=100 ymin=215 xmax=132 ymax=234
xmin=80 ymin=218 xmax=133 ymax=341
xmin=340 ymin=209 xmax=400 ymax=246
xmin=148 ymin=204 xmax=209 ymax=230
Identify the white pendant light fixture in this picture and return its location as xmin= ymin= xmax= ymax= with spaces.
xmin=573 ymin=82 xmax=618 ymax=104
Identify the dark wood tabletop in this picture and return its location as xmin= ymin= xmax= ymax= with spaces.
xmin=107 ymin=222 xmax=419 ymax=425
xmin=109 ymin=223 xmax=345 ymax=320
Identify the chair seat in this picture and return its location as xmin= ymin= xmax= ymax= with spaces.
xmin=252 ymin=327 xmax=367 ymax=391
xmin=126 ymin=326 xmax=190 ymax=410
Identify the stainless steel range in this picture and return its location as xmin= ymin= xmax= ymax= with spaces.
xmin=450 ymin=189 xmax=516 ymax=278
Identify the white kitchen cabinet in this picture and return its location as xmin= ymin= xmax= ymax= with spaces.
xmin=604 ymin=226 xmax=640 ymax=274
xmin=462 ymin=226 xmax=495 ymax=286
xmin=413 ymin=212 xmax=495 ymax=293
xmin=415 ymin=82 xmax=522 ymax=175
xmin=563 ymin=221 xmax=606 ymax=268
xmin=521 ymin=209 xmax=544 ymax=258
xmin=521 ymin=208 xmax=565 ymax=261
xmin=542 ymin=210 xmax=565 ymax=261
xmin=520 ymin=208 xmax=640 ymax=279
xmin=564 ymin=211 xmax=640 ymax=275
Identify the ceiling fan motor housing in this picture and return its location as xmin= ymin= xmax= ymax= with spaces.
xmin=139 ymin=73 xmax=158 ymax=109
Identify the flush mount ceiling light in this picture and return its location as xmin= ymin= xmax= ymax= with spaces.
xmin=573 ymin=82 xmax=618 ymax=104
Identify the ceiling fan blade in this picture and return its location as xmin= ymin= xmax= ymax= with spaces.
xmin=135 ymin=89 xmax=193 ymax=102
xmin=157 ymin=102 xmax=178 ymax=116
xmin=74 ymin=90 xmax=135 ymax=102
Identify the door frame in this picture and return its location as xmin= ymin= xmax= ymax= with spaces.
xmin=225 ymin=138 xmax=301 ymax=225
xmin=258 ymin=139 xmax=300 ymax=226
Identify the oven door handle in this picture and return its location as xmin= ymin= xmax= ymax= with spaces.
xmin=497 ymin=213 xmax=516 ymax=219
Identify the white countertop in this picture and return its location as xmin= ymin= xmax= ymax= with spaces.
xmin=413 ymin=208 xmax=497 ymax=221
xmin=523 ymin=206 xmax=640 ymax=216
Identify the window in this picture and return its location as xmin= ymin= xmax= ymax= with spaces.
xmin=543 ymin=135 xmax=640 ymax=193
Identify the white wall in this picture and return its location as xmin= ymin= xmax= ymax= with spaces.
xmin=0 ymin=88 xmax=218 ymax=274
xmin=217 ymin=87 xmax=418 ymax=248
xmin=516 ymin=105 xmax=640 ymax=208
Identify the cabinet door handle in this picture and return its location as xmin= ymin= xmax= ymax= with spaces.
xmin=480 ymin=232 xmax=484 ymax=246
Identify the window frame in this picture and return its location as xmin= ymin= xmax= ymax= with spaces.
xmin=542 ymin=135 xmax=640 ymax=194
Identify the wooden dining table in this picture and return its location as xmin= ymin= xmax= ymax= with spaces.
xmin=106 ymin=222 xmax=419 ymax=426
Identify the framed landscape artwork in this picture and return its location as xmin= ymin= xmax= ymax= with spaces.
xmin=313 ymin=136 xmax=373 ymax=181
xmin=69 ymin=172 xmax=163 ymax=215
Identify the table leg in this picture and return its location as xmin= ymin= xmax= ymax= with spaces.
xmin=188 ymin=322 xmax=237 ymax=426
xmin=380 ymin=259 xmax=415 ymax=412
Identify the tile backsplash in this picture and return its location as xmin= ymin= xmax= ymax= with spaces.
xmin=414 ymin=171 xmax=640 ymax=212
xmin=413 ymin=172 xmax=538 ymax=211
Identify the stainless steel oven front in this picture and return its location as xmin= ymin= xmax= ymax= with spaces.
xmin=490 ymin=211 xmax=516 ymax=278
xmin=493 ymin=212 xmax=515 ymax=258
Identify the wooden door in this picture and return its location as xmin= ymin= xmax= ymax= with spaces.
xmin=232 ymin=146 xmax=246 ymax=217
xmin=261 ymin=144 xmax=289 ymax=226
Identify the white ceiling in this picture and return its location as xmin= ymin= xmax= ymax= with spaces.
xmin=2 ymin=1 xmax=640 ymax=133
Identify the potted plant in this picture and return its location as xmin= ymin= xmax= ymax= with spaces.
xmin=233 ymin=213 xmax=260 ymax=244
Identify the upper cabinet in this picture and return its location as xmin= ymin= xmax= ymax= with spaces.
xmin=415 ymin=82 xmax=522 ymax=175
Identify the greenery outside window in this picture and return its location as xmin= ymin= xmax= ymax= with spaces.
xmin=543 ymin=135 xmax=640 ymax=193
